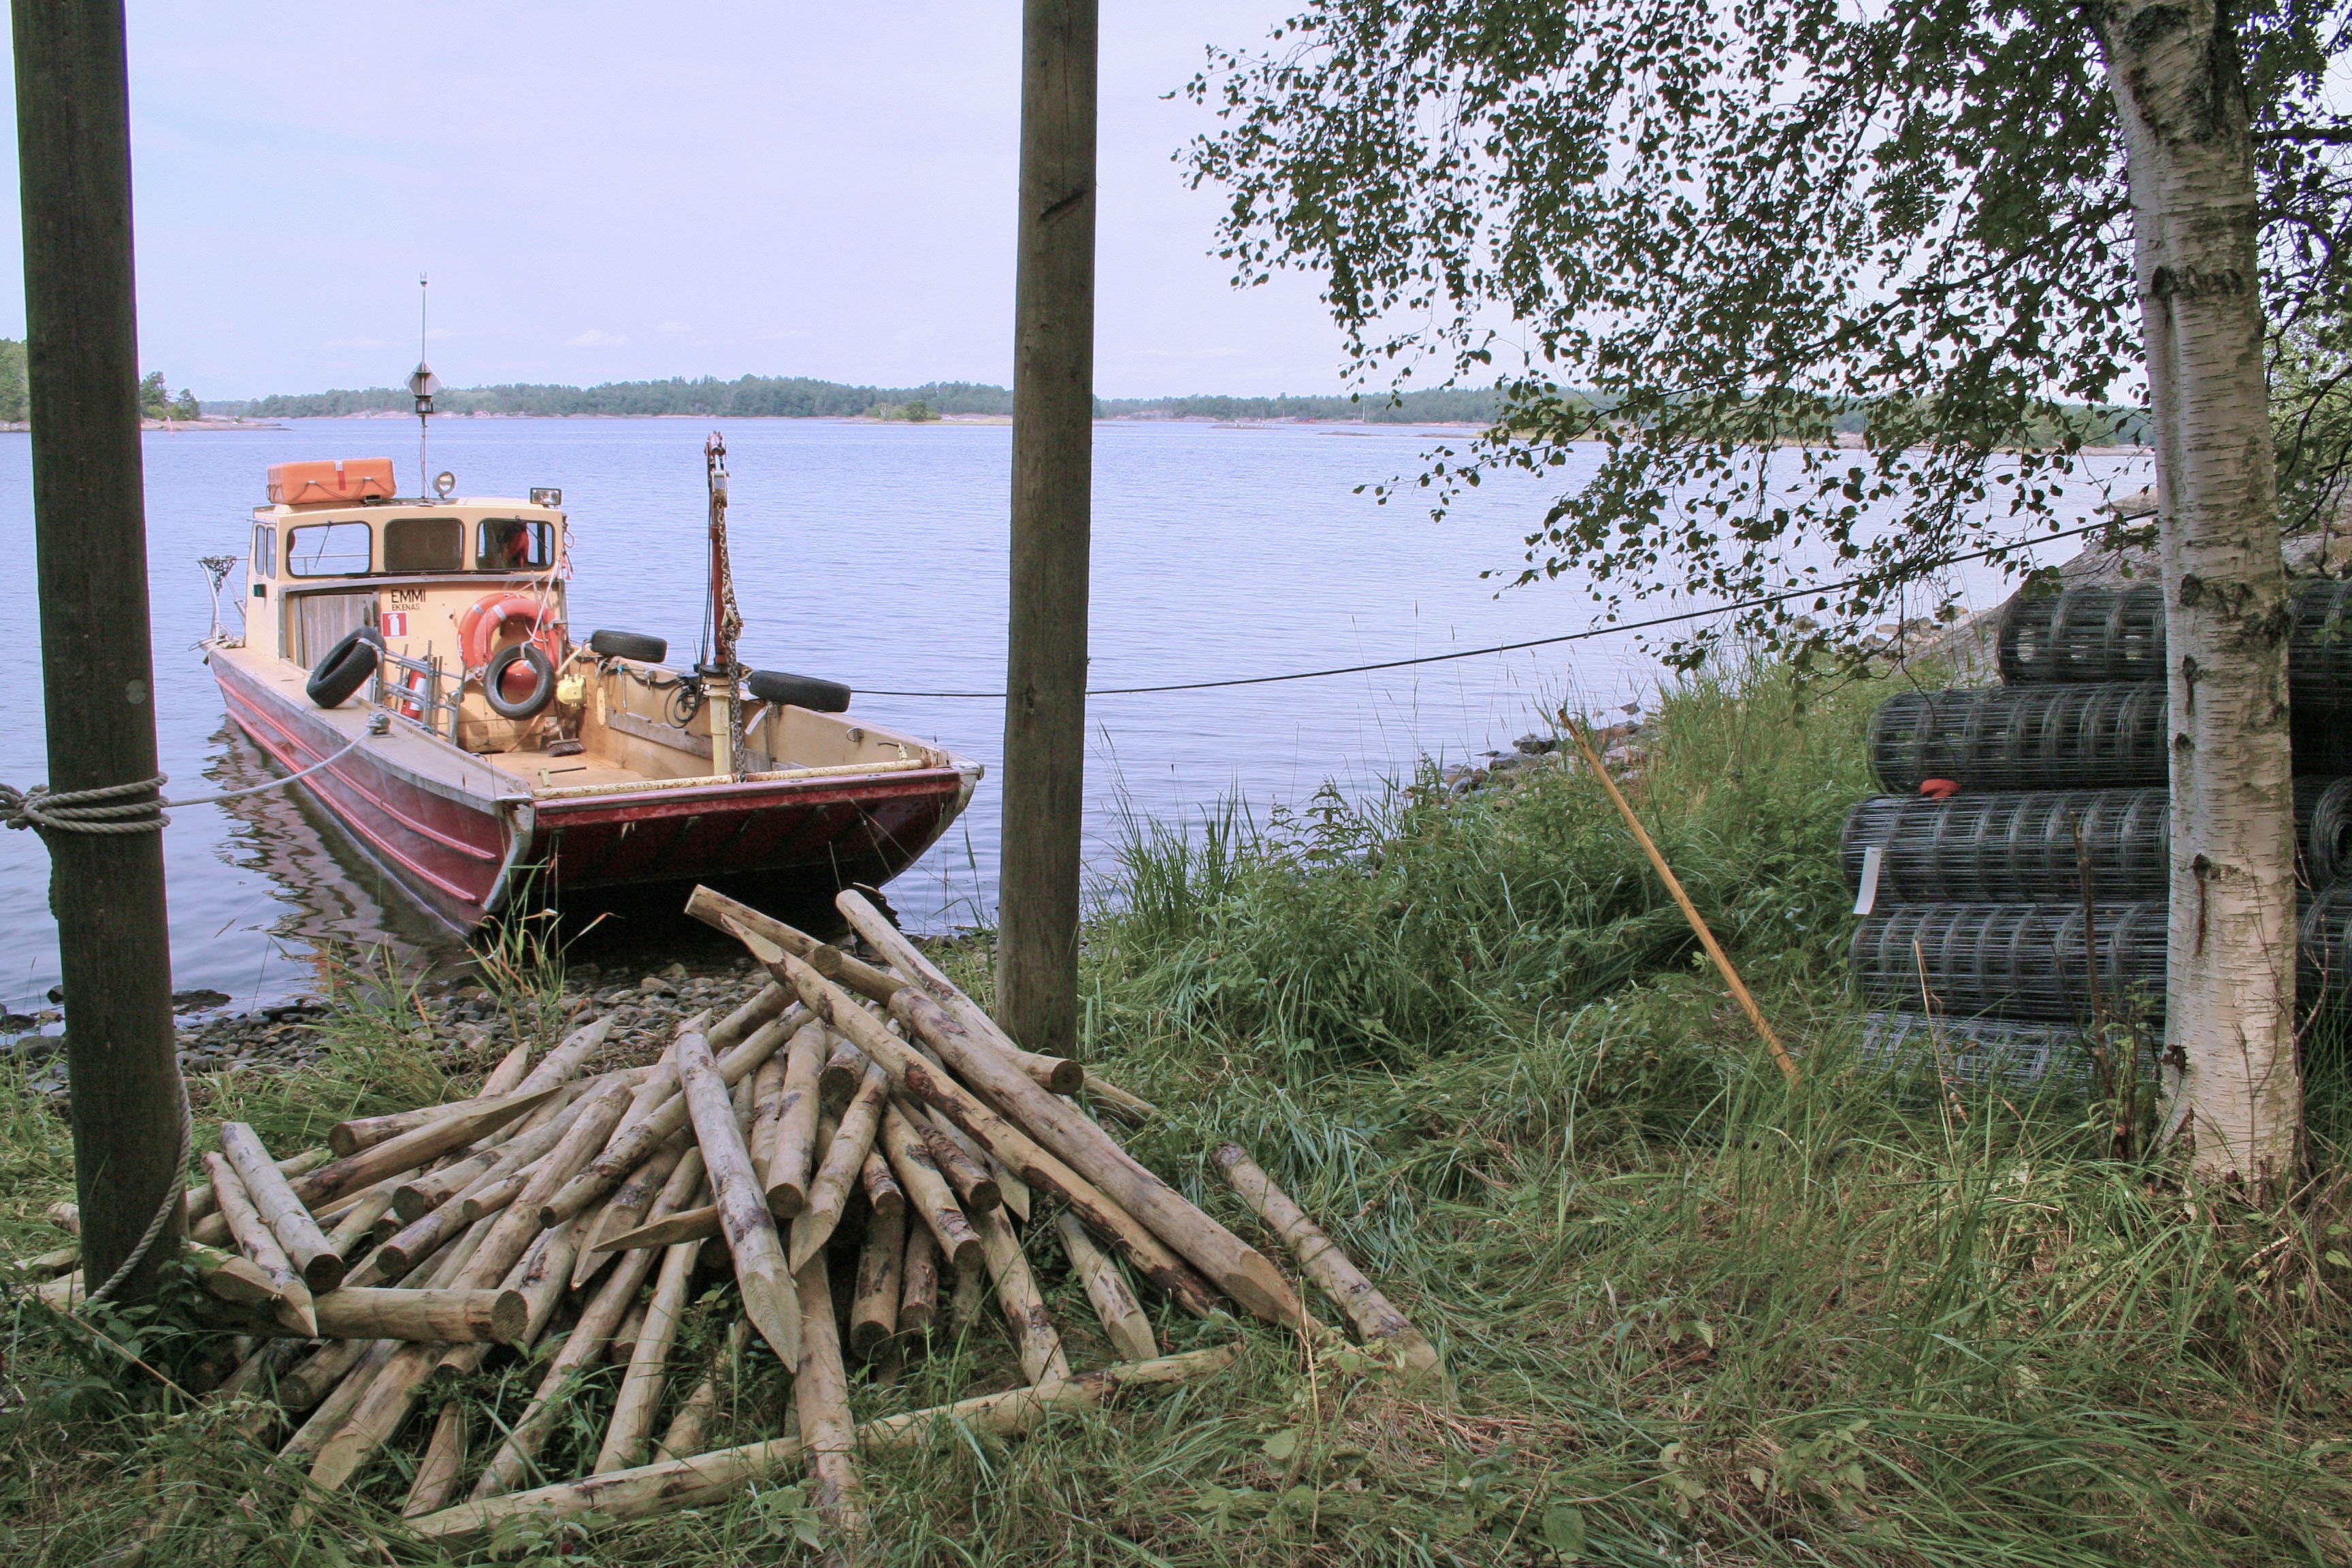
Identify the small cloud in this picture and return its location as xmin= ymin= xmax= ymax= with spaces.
xmin=568 ymin=329 xmax=629 ymax=347
xmin=321 ymin=336 xmax=383 ymax=350
xmin=758 ymin=328 xmax=811 ymax=341
xmin=657 ymin=321 xmax=689 ymax=336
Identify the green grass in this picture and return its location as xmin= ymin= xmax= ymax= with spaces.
xmin=5 ymin=659 xmax=2352 ymax=1565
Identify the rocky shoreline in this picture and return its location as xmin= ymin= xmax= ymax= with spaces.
xmin=2 ymin=956 xmax=776 ymax=1099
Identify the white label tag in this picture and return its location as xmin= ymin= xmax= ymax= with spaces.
xmin=1853 ymin=845 xmax=1883 ymax=917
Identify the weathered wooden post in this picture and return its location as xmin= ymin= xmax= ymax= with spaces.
xmin=11 ymin=0 xmax=185 ymax=1303
xmin=997 ymin=0 xmax=1098 ymax=1058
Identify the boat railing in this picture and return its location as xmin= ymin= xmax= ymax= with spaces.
xmin=372 ymin=648 xmax=459 ymax=739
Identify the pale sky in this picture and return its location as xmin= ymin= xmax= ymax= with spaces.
xmin=0 ymin=2 xmax=1358 ymax=402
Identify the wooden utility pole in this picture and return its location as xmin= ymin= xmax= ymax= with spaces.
xmin=13 ymin=0 xmax=184 ymax=1302
xmin=997 ymin=0 xmax=1098 ymax=1058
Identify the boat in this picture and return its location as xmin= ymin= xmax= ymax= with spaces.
xmin=201 ymin=447 xmax=980 ymax=932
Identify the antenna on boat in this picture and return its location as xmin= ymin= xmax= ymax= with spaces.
xmin=408 ymin=273 xmax=440 ymax=499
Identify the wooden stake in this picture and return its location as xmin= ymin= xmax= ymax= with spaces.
xmin=468 ymin=1149 xmax=700 ymax=1500
xmin=840 ymin=889 xmax=1085 ymax=1087
xmin=850 ymin=1201 xmax=906 ymax=1358
xmin=1213 ymin=1143 xmax=1443 ymax=1382
xmin=973 ymin=1203 xmax=1071 ymax=1388
xmin=201 ymin=1152 xmax=314 ymax=1335
xmin=892 ymin=985 xmax=1300 ymax=1325
xmin=1563 ymin=720 xmax=1799 ymax=1083
xmin=745 ymin=1054 xmax=787 ymax=1192
xmin=819 ymin=1037 xmax=866 ymax=1107
xmin=655 ymin=1318 xmax=748 ymax=1463
xmin=594 ymin=1203 xmax=719 ymax=1254
xmin=878 ymin=1102 xmax=983 ymax=1271
xmin=860 ymin=1146 xmax=905 ymax=1219
xmin=543 ymin=1007 xmax=798 ymax=1225
xmin=1053 ymin=1209 xmax=1156 ymax=1361
xmin=685 ymin=888 xmax=904 ymax=1002
xmin=403 ymin=1401 xmax=469 ymax=1517
xmin=594 ymin=1229 xmax=704 ymax=1473
xmin=574 ymin=1131 xmax=689 ymax=1288
xmin=676 ymin=1030 xmax=801 ymax=1366
xmin=408 ymin=1345 xmax=1241 ymax=1546
xmin=759 ymin=938 xmax=1220 ymax=1317
xmin=789 ymin=1060 xmax=891 ymax=1270
xmin=291 ymin=1086 xmax=561 ymax=1209
xmin=510 ymin=1012 xmax=619 ymax=1096
xmin=791 ymin=1250 xmax=864 ymax=1536
xmin=218 ymin=1123 xmax=344 ymax=1292
xmin=764 ymin=1021 xmax=828 ymax=1216
xmin=322 ymin=1181 xmax=399 ymax=1258
xmin=1079 ymin=1071 xmax=1156 ymax=1126
xmin=900 ymin=1222 xmax=940 ymax=1335
xmin=915 ymin=1111 xmax=1003 ymax=1214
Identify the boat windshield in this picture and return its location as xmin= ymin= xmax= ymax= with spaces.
xmin=478 ymin=518 xmax=554 ymax=571
xmin=286 ymin=521 xmax=371 ymax=577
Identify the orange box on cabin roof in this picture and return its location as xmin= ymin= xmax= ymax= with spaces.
xmin=267 ymin=457 xmax=397 ymax=506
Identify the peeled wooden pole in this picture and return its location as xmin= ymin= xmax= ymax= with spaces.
xmin=879 ymin=1102 xmax=983 ymax=1270
xmin=510 ymin=1012 xmax=619 ymax=1096
xmin=404 ymin=1400 xmax=470 ymax=1517
xmin=860 ymin=1146 xmax=905 ymax=1218
xmin=1081 ymin=1071 xmax=1156 ymax=1126
xmin=840 ymin=889 xmax=1085 ymax=1087
xmin=973 ymin=1203 xmax=1071 ymax=1388
xmin=792 ymin=1250 xmax=864 ymax=1535
xmin=916 ymin=1111 xmax=1003 ymax=1214
xmin=1213 ymin=1143 xmax=1442 ymax=1382
xmin=574 ymin=1131 xmax=688 ymax=1288
xmin=218 ymin=1122 xmax=344 ymax=1291
xmin=1564 ymin=721 xmax=1799 ymax=1083
xmin=655 ymin=1317 xmax=748 ymax=1463
xmin=686 ymin=887 xmax=904 ymax=1002
xmin=1054 ymin=1209 xmax=1156 ymax=1361
xmin=900 ymin=1221 xmax=941 ymax=1334
xmin=595 ymin=1228 xmax=704 ymax=1473
xmin=543 ymin=1004 xmax=798 ymax=1224
xmin=323 ymin=1182 xmax=399 ymax=1258
xmin=893 ymin=985 xmax=1300 ymax=1326
xmin=789 ymin=1059 xmax=891 ymax=1270
xmin=220 ymin=1286 xmax=527 ymax=1343
xmin=763 ymin=1021 xmax=828 ymax=1215
xmin=471 ymin=1149 xmax=706 ymax=1501
xmin=291 ymin=1086 xmax=561 ymax=1209
xmin=201 ymin=1152 xmax=314 ymax=1335
xmin=745 ymin=1054 xmax=787 ymax=1190
xmin=410 ymin=1344 xmax=1241 ymax=1546
xmin=676 ymin=1030 xmax=801 ymax=1366
xmin=850 ymin=1202 xmax=906 ymax=1359
xmin=184 ymin=1238 xmax=278 ymax=1304
xmin=819 ymin=1039 xmax=866 ymax=1106
xmin=760 ymin=938 xmax=1221 ymax=1316
xmin=594 ymin=1203 xmax=719 ymax=1254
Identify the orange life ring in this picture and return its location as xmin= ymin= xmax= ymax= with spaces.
xmin=457 ymin=591 xmax=564 ymax=674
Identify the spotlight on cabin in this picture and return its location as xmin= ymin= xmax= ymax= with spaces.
xmin=530 ymin=487 xmax=563 ymax=508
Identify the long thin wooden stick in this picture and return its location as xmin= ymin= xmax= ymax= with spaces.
xmin=656 ymin=1318 xmax=749 ymax=1462
xmin=1053 ymin=1209 xmax=1156 ymax=1361
xmin=851 ymin=1202 xmax=906 ymax=1359
xmin=763 ymin=1022 xmax=828 ymax=1215
xmin=973 ymin=1203 xmax=1071 ymax=1388
xmin=789 ymin=1060 xmax=892 ymax=1269
xmin=1564 ymin=720 xmax=1799 ymax=1083
xmin=791 ymin=1250 xmax=864 ymax=1536
xmin=1213 ymin=1142 xmax=1443 ymax=1384
xmin=878 ymin=1103 xmax=983 ymax=1270
xmin=899 ymin=1222 xmax=941 ymax=1335
xmin=594 ymin=1229 xmax=704 ymax=1473
xmin=200 ymin=1152 xmax=314 ymax=1335
xmin=410 ymin=1344 xmax=1242 ymax=1546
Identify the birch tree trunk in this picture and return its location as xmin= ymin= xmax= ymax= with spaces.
xmin=2098 ymin=0 xmax=2300 ymax=1187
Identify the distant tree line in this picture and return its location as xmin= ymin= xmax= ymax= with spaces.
xmin=208 ymin=374 xmax=1510 ymax=424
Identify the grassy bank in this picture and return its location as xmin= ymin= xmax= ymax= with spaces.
xmin=5 ymin=662 xmax=2352 ymax=1565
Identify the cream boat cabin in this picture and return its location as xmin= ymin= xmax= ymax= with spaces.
xmin=205 ymin=458 xmax=978 ymax=929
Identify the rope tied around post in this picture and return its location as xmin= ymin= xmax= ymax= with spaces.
xmin=1 ymin=774 xmax=169 ymax=835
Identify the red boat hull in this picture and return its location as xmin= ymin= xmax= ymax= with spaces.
xmin=212 ymin=657 xmax=969 ymax=930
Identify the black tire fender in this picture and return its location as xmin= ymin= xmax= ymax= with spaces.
xmin=746 ymin=668 xmax=852 ymax=713
xmin=588 ymin=628 xmax=668 ymax=663
xmin=485 ymin=643 xmax=557 ymax=720
xmin=306 ymin=627 xmax=382 ymax=708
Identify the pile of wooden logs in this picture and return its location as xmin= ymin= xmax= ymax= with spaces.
xmin=21 ymin=884 xmax=1437 ymax=1550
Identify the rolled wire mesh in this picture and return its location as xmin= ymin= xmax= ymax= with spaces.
xmin=2300 ymin=777 xmax=2352 ymax=887
xmin=1841 ymin=789 xmax=2167 ymax=904
xmin=1867 ymin=685 xmax=2168 ymax=793
xmin=1848 ymin=902 xmax=2168 ymax=1024
xmin=1998 ymin=585 xmax=2164 ymax=685
xmin=1997 ymin=581 xmax=2352 ymax=717
xmin=2302 ymin=883 xmax=2352 ymax=1004
xmin=1860 ymin=1011 xmax=2089 ymax=1087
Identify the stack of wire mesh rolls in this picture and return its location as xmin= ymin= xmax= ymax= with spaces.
xmin=1850 ymin=579 xmax=2352 ymax=1037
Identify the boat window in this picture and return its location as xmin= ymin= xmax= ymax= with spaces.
xmin=476 ymin=517 xmax=554 ymax=572
xmin=285 ymin=520 xmax=372 ymax=578
xmin=383 ymin=515 xmax=463 ymax=574
xmin=251 ymin=523 xmax=276 ymax=578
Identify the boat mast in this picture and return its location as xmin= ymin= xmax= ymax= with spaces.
xmin=703 ymin=431 xmax=744 ymax=777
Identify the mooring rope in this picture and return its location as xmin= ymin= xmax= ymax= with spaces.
xmin=5 ymin=711 xmax=386 ymax=1311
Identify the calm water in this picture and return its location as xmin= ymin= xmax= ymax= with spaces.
xmin=0 ymin=417 xmax=2149 ymax=1014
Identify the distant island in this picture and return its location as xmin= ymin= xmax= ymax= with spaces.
xmin=202 ymin=374 xmax=1505 ymax=425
